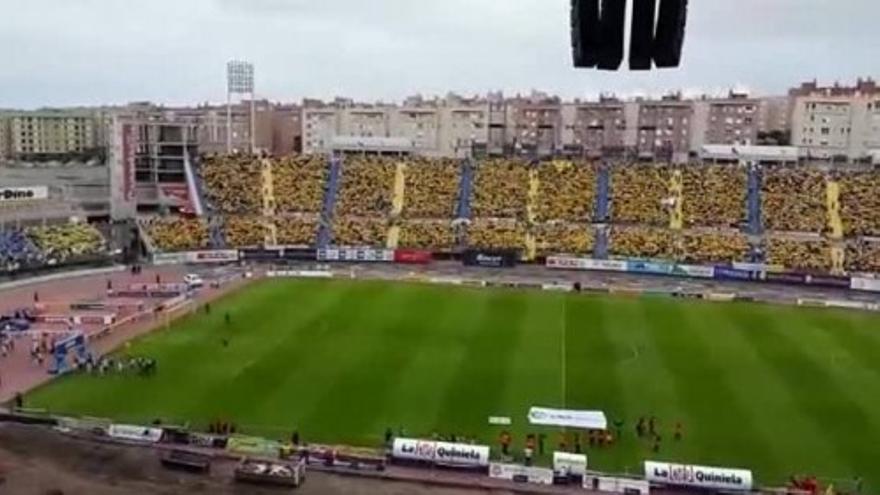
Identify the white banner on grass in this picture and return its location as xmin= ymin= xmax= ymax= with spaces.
xmin=392 ymin=438 xmax=490 ymax=467
xmin=644 ymin=461 xmax=753 ymax=491
xmin=108 ymin=424 xmax=163 ymax=443
xmin=489 ymin=463 xmax=554 ymax=485
xmin=527 ymin=407 xmax=607 ymax=430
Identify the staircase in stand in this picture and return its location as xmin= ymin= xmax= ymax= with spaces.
xmin=747 ymin=164 xmax=762 ymax=235
xmin=596 ymin=164 xmax=610 ymax=222
xmin=456 ymin=159 xmax=474 ymax=220
xmin=184 ymin=155 xmax=208 ymax=217
xmin=209 ymin=216 xmax=227 ymax=249
xmin=318 ymin=155 xmax=342 ymax=248
xmin=594 ymin=227 xmax=608 ymax=259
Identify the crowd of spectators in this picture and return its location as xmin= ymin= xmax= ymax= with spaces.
xmin=402 ymin=158 xmax=460 ymax=219
xmin=534 ymin=222 xmax=593 ymax=256
xmin=682 ymin=165 xmax=747 ymax=228
xmin=837 ymin=171 xmax=880 ymax=237
xmin=399 ymin=221 xmax=457 ymax=250
xmin=471 ymin=159 xmax=530 ymax=219
xmin=222 ymin=216 xmax=266 ymax=248
xmin=766 ymin=237 xmax=830 ymax=272
xmin=332 ymin=217 xmax=387 ymax=247
xmin=273 ymin=156 xmax=328 ymax=214
xmin=608 ymin=226 xmax=675 ymax=260
xmin=144 ymin=217 xmax=210 ymax=252
xmin=467 ymin=219 xmax=526 ymax=251
xmin=679 ymin=231 xmax=749 ymax=265
xmin=26 ymin=223 xmax=107 ymax=262
xmin=200 ymin=155 xmax=263 ymax=214
xmin=762 ymin=167 xmax=826 ymax=232
xmin=535 ymin=161 xmax=596 ymax=222
xmin=846 ymin=240 xmax=880 ymax=273
xmin=336 ymin=156 xmax=396 ymax=217
xmin=610 ymin=164 xmax=670 ymax=225
xmin=276 ymin=216 xmax=319 ymax=246
xmin=0 ymin=228 xmax=42 ymax=271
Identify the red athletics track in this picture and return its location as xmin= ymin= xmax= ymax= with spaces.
xmin=0 ymin=265 xmax=253 ymax=403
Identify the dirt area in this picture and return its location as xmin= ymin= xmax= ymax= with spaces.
xmin=0 ymin=423 xmax=495 ymax=495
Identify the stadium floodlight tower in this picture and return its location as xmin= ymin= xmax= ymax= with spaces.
xmin=226 ymin=60 xmax=255 ymax=154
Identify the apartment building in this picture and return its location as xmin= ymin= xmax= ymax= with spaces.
xmin=561 ymin=97 xmax=634 ymax=157
xmin=0 ymin=110 xmax=101 ymax=161
xmin=790 ymin=78 xmax=880 ymax=160
xmin=636 ymin=95 xmax=693 ymax=162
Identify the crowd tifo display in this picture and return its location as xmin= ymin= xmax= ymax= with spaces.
xmin=0 ymin=222 xmax=109 ymax=273
xmin=138 ymin=155 xmax=880 ymax=275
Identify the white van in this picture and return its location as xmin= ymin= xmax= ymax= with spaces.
xmin=184 ymin=273 xmax=204 ymax=289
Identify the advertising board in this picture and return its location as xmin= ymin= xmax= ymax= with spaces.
xmin=394 ymin=249 xmax=433 ymax=264
xmin=671 ymin=264 xmax=715 ymax=279
xmin=644 ymin=461 xmax=753 ymax=491
xmin=714 ymin=267 xmax=760 ymax=281
xmin=851 ymin=277 xmax=880 ymax=293
xmin=489 ymin=463 xmax=554 ymax=485
xmin=626 ymin=260 xmax=674 ymax=275
xmin=0 ymin=186 xmax=49 ymax=202
xmin=317 ymin=248 xmax=394 ymax=262
xmin=108 ymin=424 xmax=164 ymax=443
xmin=553 ymin=451 xmax=587 ymax=475
xmin=462 ymin=250 xmax=518 ymax=268
xmin=527 ymin=407 xmax=607 ymax=429
xmin=392 ymin=438 xmax=490 ymax=467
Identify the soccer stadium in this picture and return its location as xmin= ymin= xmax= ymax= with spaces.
xmin=2 ymin=148 xmax=880 ymax=494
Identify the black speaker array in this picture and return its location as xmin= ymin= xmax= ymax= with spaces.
xmin=629 ymin=0 xmax=657 ymax=70
xmin=572 ymin=0 xmax=687 ymax=70
xmin=653 ymin=0 xmax=688 ymax=68
xmin=596 ymin=0 xmax=626 ymax=70
xmin=571 ymin=0 xmax=600 ymax=68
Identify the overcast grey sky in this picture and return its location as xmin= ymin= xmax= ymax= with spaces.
xmin=0 ymin=0 xmax=877 ymax=109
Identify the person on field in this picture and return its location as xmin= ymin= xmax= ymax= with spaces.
xmin=636 ymin=417 xmax=646 ymax=437
xmin=499 ymin=430 xmax=511 ymax=456
xmin=649 ymin=416 xmax=657 ymax=436
xmin=225 ymin=312 xmax=231 ymax=326
xmin=674 ymin=421 xmax=683 ymax=441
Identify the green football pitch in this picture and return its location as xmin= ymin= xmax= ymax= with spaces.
xmin=27 ymin=278 xmax=880 ymax=490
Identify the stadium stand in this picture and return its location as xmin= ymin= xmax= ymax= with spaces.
xmin=534 ymin=222 xmax=593 ymax=256
xmin=679 ymin=230 xmax=749 ymax=264
xmin=222 ymin=216 xmax=266 ymax=248
xmin=398 ymin=220 xmax=457 ymax=250
xmin=401 ymin=158 xmax=460 ymax=219
xmin=846 ymin=240 xmax=880 ymax=273
xmin=766 ymin=237 xmax=831 ymax=272
xmin=273 ymin=156 xmax=328 ymax=214
xmin=681 ymin=165 xmax=747 ymax=228
xmin=609 ymin=164 xmax=670 ymax=225
xmin=535 ymin=160 xmax=596 ymax=222
xmin=27 ymin=222 xmax=107 ymax=262
xmin=608 ymin=226 xmax=675 ymax=260
xmin=761 ymin=167 xmax=826 ymax=232
xmin=467 ymin=218 xmax=526 ymax=251
xmin=144 ymin=217 xmax=211 ymax=252
xmin=200 ymin=155 xmax=263 ymax=214
xmin=276 ymin=216 xmax=320 ymax=247
xmin=471 ymin=159 xmax=530 ymax=219
xmin=838 ymin=171 xmax=880 ymax=237
xmin=332 ymin=217 xmax=388 ymax=247
xmin=336 ymin=156 xmax=395 ymax=217
xmin=0 ymin=228 xmax=43 ymax=271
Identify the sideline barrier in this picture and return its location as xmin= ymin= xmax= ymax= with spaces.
xmin=852 ymin=277 xmax=880 ymax=293
xmin=583 ymin=475 xmax=651 ymax=494
xmin=644 ymin=460 xmax=753 ymax=492
xmin=462 ymin=250 xmax=519 ymax=268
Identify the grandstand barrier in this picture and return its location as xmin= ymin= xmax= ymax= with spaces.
xmin=732 ymin=262 xmax=785 ymax=273
xmin=583 ymin=475 xmax=650 ymax=494
xmin=317 ymin=248 xmax=394 ymax=263
xmin=462 ymin=250 xmax=519 ymax=268
xmin=153 ymin=250 xmax=239 ymax=265
xmin=547 ymin=257 xmax=628 ymax=272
